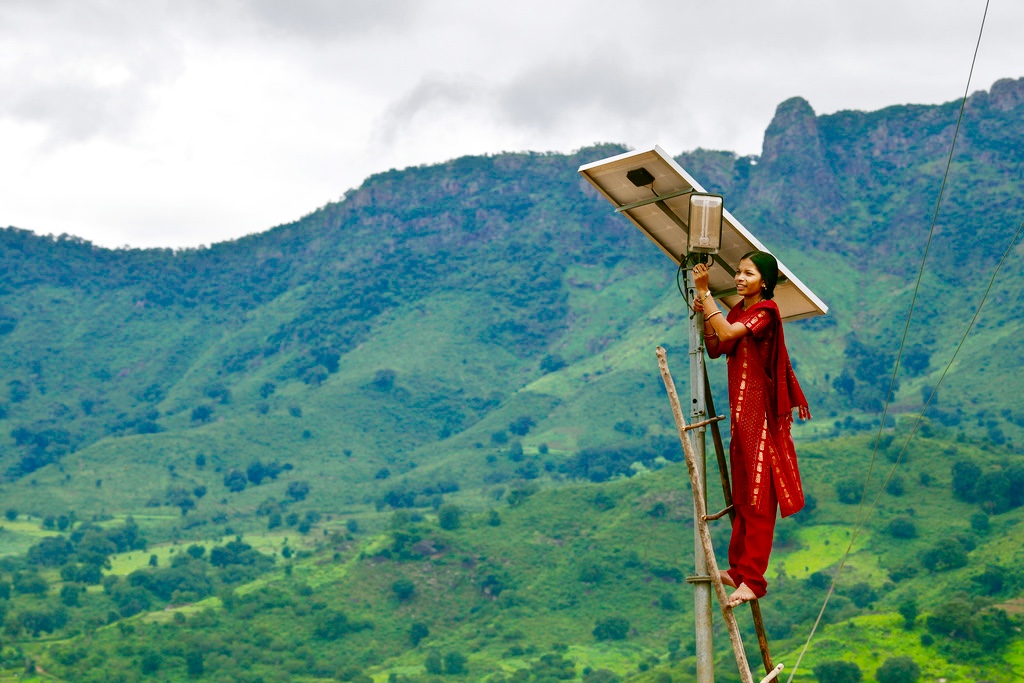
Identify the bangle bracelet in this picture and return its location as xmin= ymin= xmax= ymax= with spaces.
xmin=704 ymin=332 xmax=717 ymax=339
xmin=705 ymin=310 xmax=722 ymax=322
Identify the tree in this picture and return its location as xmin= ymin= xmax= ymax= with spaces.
xmin=875 ymin=657 xmax=920 ymax=683
xmin=844 ymin=582 xmax=877 ymax=608
xmin=884 ymin=475 xmax=904 ymax=496
xmin=393 ymin=578 xmax=416 ymax=602
xmin=921 ymin=538 xmax=968 ymax=572
xmin=593 ymin=616 xmax=630 ymax=641
xmin=246 ymin=460 xmax=267 ymax=485
xmin=951 ymin=460 xmax=981 ymax=502
xmin=304 ymin=364 xmax=329 ymax=385
xmin=371 ymin=369 xmax=396 ymax=392
xmin=4 ymin=508 xmax=16 ymax=521
xmin=926 ymin=594 xmax=973 ymax=638
xmin=191 ymin=405 xmax=214 ymax=423
xmin=540 ymin=354 xmax=567 ymax=373
xmin=27 ymin=536 xmax=74 ymax=566
xmin=139 ymin=649 xmax=162 ymax=675
xmin=314 ymin=609 xmax=355 ymax=640
xmin=14 ymin=572 xmax=49 ymax=595
xmin=410 ymin=621 xmax=429 ymax=646
xmin=438 ymin=504 xmax=461 ymax=530
xmin=509 ymin=416 xmax=536 ymax=436
xmin=223 ymin=470 xmax=247 ymax=493
xmin=898 ymin=598 xmax=917 ymax=630
xmin=835 ymin=479 xmax=862 ymax=504
xmin=444 ymin=651 xmax=467 ymax=675
xmin=286 ymin=480 xmax=310 ymax=501
xmin=186 ymin=649 xmax=204 ymax=678
xmin=424 ymin=652 xmax=443 ymax=675
xmin=974 ymin=471 xmax=1012 ymax=514
xmin=887 ymin=517 xmax=916 ymax=539
xmin=813 ymin=660 xmax=862 ymax=683
xmin=59 ymin=583 xmax=81 ymax=607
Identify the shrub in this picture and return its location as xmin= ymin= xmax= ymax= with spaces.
xmin=392 ymin=578 xmax=416 ymax=602
xmin=835 ymin=479 xmax=862 ymax=504
xmin=659 ymin=592 xmax=681 ymax=611
xmin=898 ymin=598 xmax=917 ymax=630
xmin=444 ymin=651 xmax=467 ymax=675
xmin=812 ymin=660 xmax=862 ymax=683
xmin=191 ymin=405 xmax=214 ymax=423
xmin=186 ymin=649 xmax=204 ymax=677
xmin=887 ymin=516 xmax=916 ymax=539
xmin=974 ymin=471 xmax=1012 ymax=514
xmin=424 ymin=652 xmax=443 ymax=675
xmin=410 ymin=622 xmax=429 ymax=647
xmin=593 ymin=616 xmax=630 ymax=641
xmin=508 ymin=416 xmax=535 ymax=436
xmin=885 ymin=475 xmax=904 ymax=496
xmin=223 ymin=471 xmax=247 ymax=493
xmin=286 ymin=480 xmax=310 ymax=501
xmin=438 ymin=504 xmax=461 ymax=530
xmin=971 ymin=565 xmax=1004 ymax=596
xmin=951 ymin=460 xmax=981 ymax=502
xmin=59 ymin=583 xmax=81 ymax=607
xmin=843 ymin=582 xmax=877 ymax=608
xmin=875 ymin=656 xmax=920 ymax=683
xmin=370 ymin=369 xmax=396 ymax=392
xmin=921 ymin=538 xmax=968 ymax=572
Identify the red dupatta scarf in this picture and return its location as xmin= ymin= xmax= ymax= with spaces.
xmin=713 ymin=299 xmax=808 ymax=517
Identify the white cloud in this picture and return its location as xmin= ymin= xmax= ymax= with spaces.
xmin=0 ymin=0 xmax=1020 ymax=248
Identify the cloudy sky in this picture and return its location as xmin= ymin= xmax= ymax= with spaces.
xmin=1 ymin=0 xmax=1020 ymax=248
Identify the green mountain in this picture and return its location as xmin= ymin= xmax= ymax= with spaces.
xmin=0 ymin=78 xmax=1022 ymax=682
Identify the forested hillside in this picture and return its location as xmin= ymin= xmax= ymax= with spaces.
xmin=0 ymin=78 xmax=1022 ymax=682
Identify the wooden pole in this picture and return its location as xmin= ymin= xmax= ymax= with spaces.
xmin=657 ymin=346 xmax=754 ymax=683
xmin=704 ymin=367 xmax=776 ymax=674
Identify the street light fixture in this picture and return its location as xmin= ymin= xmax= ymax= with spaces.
xmin=688 ymin=193 xmax=723 ymax=254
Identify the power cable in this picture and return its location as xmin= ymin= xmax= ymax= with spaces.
xmin=786 ymin=1 xmax=992 ymax=678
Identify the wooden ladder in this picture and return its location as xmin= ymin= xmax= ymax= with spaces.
xmin=657 ymin=346 xmax=784 ymax=683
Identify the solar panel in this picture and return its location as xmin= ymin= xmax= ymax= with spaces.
xmin=578 ymin=145 xmax=828 ymax=322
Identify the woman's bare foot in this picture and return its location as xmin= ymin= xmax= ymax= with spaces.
xmin=726 ymin=582 xmax=757 ymax=608
xmin=719 ymin=570 xmax=736 ymax=588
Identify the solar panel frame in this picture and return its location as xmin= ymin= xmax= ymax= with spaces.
xmin=578 ymin=145 xmax=828 ymax=322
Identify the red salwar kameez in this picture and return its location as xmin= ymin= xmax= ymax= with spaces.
xmin=707 ymin=299 xmax=808 ymax=598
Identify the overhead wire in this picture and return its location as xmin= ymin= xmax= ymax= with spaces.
xmin=785 ymin=1 xmax=993 ymax=679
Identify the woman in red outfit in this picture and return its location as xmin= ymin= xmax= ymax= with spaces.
xmin=692 ymin=250 xmax=811 ymax=607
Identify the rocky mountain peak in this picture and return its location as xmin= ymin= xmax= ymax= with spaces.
xmin=760 ymin=96 xmax=821 ymax=165
xmin=986 ymin=76 xmax=1024 ymax=111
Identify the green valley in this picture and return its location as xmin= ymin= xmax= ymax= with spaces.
xmin=0 ymin=78 xmax=1023 ymax=681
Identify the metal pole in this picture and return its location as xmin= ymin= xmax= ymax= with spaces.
xmin=686 ymin=266 xmax=714 ymax=683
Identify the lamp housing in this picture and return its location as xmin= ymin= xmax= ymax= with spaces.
xmin=687 ymin=193 xmax=724 ymax=253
